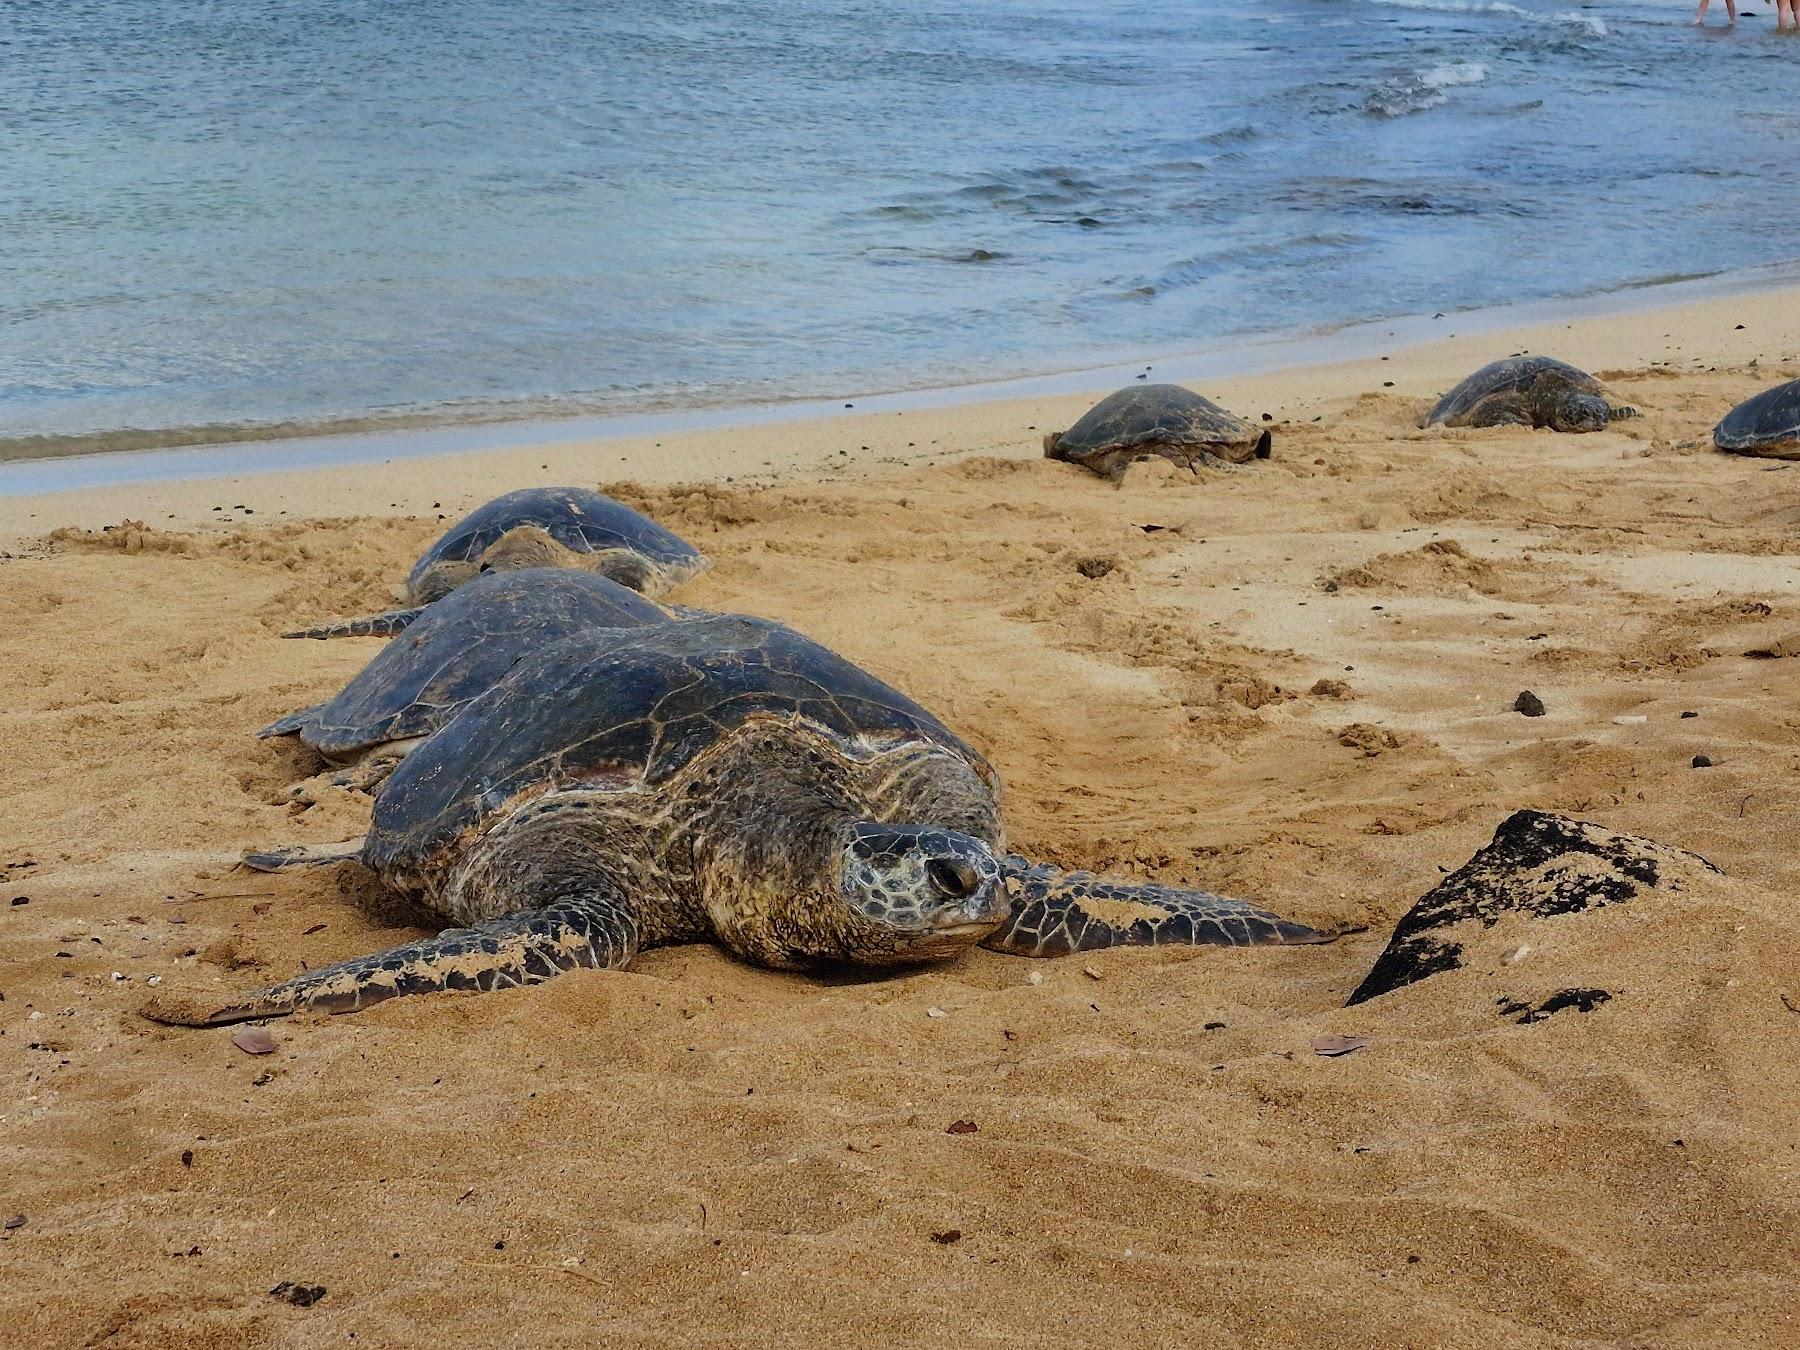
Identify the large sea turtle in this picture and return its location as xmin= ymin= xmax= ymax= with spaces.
xmin=145 ymin=615 xmax=1328 ymax=1025
xmin=1043 ymin=384 xmax=1271 ymax=480
xmin=287 ymin=486 xmax=706 ymax=639
xmin=1713 ymin=379 xmax=1800 ymax=459
xmin=262 ymin=568 xmax=674 ymax=800
xmin=1420 ymin=356 xmax=1637 ymax=433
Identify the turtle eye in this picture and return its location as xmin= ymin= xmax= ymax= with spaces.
xmin=927 ymin=858 xmax=980 ymax=899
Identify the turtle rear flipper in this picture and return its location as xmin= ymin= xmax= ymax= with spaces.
xmin=982 ymin=857 xmax=1335 ymax=957
xmin=242 ymin=840 xmax=366 ymax=871
xmin=282 ymin=607 xmax=426 ymax=640
xmin=257 ymin=705 xmax=323 ymax=739
xmin=1608 ymin=404 xmax=1640 ymax=421
xmin=140 ymin=893 xmax=639 ymax=1026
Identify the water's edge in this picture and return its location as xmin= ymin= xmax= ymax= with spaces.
xmin=5 ymin=259 xmax=1795 ymax=499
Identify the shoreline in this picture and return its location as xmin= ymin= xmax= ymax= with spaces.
xmin=3 ymin=269 xmax=1798 ymax=545
xmin=3 ymin=258 xmax=1799 ymax=505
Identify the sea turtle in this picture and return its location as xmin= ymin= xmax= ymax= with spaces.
xmin=145 ymin=615 xmax=1328 ymax=1025
xmin=1420 ymin=356 xmax=1638 ymax=433
xmin=262 ymin=568 xmax=674 ymax=800
xmin=1043 ymin=384 xmax=1271 ymax=480
xmin=1713 ymin=379 xmax=1800 ymax=459
xmin=287 ymin=486 xmax=706 ymax=639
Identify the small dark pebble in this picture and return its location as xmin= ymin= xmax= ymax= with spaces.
xmin=1692 ymin=754 xmax=1713 ymax=768
xmin=494 ymin=1240 xmax=505 ymax=1250
xmin=1407 ymin=1254 xmax=1421 ymax=1264
xmin=1204 ymin=1021 xmax=1227 ymax=1030
xmin=1681 ymin=710 xmax=1699 ymax=719
xmin=10 ymin=897 xmax=26 ymax=906
xmin=1382 ymin=381 xmax=1395 ymax=388
xmin=1261 ymin=412 xmax=1273 ymax=422
xmin=181 ymin=1150 xmax=194 ymax=1167
xmin=3 ymin=1215 xmax=24 ymax=1231
xmin=269 ymin=1281 xmax=326 ymax=1307
xmin=1514 ymin=690 xmax=1546 ymax=717
xmin=931 ymin=1229 xmax=963 ymax=1245
xmin=945 ymin=1119 xmax=978 ymax=1135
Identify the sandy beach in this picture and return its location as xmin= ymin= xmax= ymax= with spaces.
xmin=3 ymin=285 xmax=1800 ymax=1346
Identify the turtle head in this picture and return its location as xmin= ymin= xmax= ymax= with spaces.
xmin=834 ymin=824 xmax=1009 ymax=961
xmin=1553 ymin=393 xmax=1611 ymax=433
xmin=704 ymin=818 xmax=1008 ymax=969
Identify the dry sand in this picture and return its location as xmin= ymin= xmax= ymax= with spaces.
xmin=3 ymin=287 xmax=1800 ymax=1347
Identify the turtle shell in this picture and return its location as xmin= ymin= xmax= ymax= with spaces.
xmin=260 ymin=569 xmax=671 ymax=758
xmin=366 ymin=615 xmax=996 ymax=873
xmin=1714 ymin=379 xmax=1800 ymax=458
xmin=1049 ymin=384 xmax=1264 ymax=462
xmin=1421 ymin=356 xmax=1604 ymax=427
xmin=408 ymin=487 xmax=703 ymax=597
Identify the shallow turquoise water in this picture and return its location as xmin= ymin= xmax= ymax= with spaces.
xmin=3 ymin=0 xmax=1797 ymax=451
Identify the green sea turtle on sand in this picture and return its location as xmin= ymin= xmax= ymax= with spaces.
xmin=1713 ymin=379 xmax=1800 ymax=459
xmin=1420 ymin=356 xmax=1637 ymax=433
xmin=263 ymin=568 xmax=674 ymax=801
xmin=1043 ymin=384 xmax=1271 ymax=480
xmin=287 ymin=486 xmax=705 ymax=640
xmin=146 ymin=615 xmax=1328 ymax=1025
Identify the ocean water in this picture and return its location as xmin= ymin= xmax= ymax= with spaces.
xmin=4 ymin=0 xmax=1799 ymax=456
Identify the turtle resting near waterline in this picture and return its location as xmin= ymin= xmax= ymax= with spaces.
xmin=1419 ymin=356 xmax=1638 ymax=433
xmin=144 ymin=615 xmax=1329 ymax=1025
xmin=1713 ymin=379 xmax=1800 ymax=460
xmin=1043 ymin=384 xmax=1272 ymax=480
xmin=262 ymin=568 xmax=675 ymax=800
xmin=286 ymin=486 xmax=706 ymax=639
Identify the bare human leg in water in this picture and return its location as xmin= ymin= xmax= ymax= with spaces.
xmin=1693 ymin=0 xmax=1737 ymax=24
xmin=1779 ymin=0 xmax=1797 ymax=32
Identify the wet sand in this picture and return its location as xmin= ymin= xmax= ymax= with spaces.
xmin=2 ymin=288 xmax=1799 ymax=1346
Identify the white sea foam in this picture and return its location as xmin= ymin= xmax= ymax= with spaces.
xmin=1420 ymin=60 xmax=1491 ymax=90
xmin=1365 ymin=60 xmax=1490 ymax=117
xmin=1371 ymin=0 xmax=1609 ymax=35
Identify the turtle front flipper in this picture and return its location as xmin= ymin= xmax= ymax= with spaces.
xmin=282 ymin=607 xmax=427 ymax=640
xmin=981 ymin=857 xmax=1331 ymax=956
xmin=141 ymin=893 xmax=640 ymax=1026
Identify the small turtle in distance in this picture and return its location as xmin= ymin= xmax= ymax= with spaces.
xmin=146 ymin=615 xmax=1330 ymax=1025
xmin=1420 ymin=356 xmax=1637 ymax=433
xmin=1713 ymin=379 xmax=1800 ymax=460
xmin=1043 ymin=384 xmax=1271 ymax=480
xmin=287 ymin=486 xmax=705 ymax=639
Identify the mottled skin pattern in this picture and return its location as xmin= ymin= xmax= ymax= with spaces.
xmin=1420 ymin=356 xmax=1638 ymax=433
xmin=289 ymin=486 xmax=705 ymax=640
xmin=144 ymin=617 xmax=1326 ymax=1027
xmin=1043 ymin=384 xmax=1273 ymax=481
xmin=1714 ymin=378 xmax=1800 ymax=459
